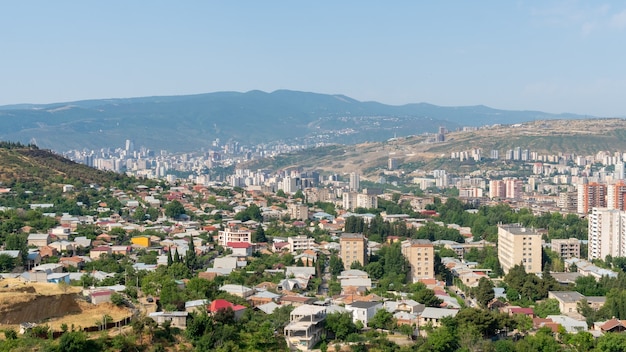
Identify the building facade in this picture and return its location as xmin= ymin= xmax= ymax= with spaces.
xmin=587 ymin=207 xmax=626 ymax=261
xmin=401 ymin=239 xmax=435 ymax=282
xmin=551 ymin=238 xmax=581 ymax=259
xmin=340 ymin=233 xmax=368 ymax=270
xmin=497 ymin=224 xmax=542 ymax=274
xmin=217 ymin=222 xmax=252 ymax=247
xmin=578 ymin=182 xmax=607 ymax=214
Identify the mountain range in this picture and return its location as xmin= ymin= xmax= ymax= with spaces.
xmin=0 ymin=90 xmax=592 ymax=152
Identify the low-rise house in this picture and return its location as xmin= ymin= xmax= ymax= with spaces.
xmin=131 ymin=236 xmax=151 ymax=247
xmin=281 ymin=295 xmax=316 ymax=307
xmin=418 ymin=307 xmax=459 ymax=329
xmin=284 ymin=304 xmax=327 ymax=351
xmin=185 ymin=299 xmax=209 ymax=313
xmin=596 ymin=318 xmax=626 ymax=333
xmin=249 ymin=290 xmax=282 ymax=307
xmin=219 ymin=284 xmax=255 ymax=298
xmin=548 ymin=291 xmax=583 ymax=314
xmin=256 ymin=301 xmax=280 ymax=315
xmin=227 ymin=242 xmax=254 ymax=256
xmin=90 ymin=246 xmax=112 ymax=260
xmin=47 ymin=273 xmax=70 ymax=284
xmin=33 ymin=263 xmax=64 ymax=274
xmin=346 ymin=301 xmax=383 ymax=327
xmin=149 ymin=311 xmax=188 ymax=329
xmin=89 ymin=290 xmax=114 ymax=304
xmin=27 ymin=233 xmax=50 ymax=248
xmin=208 ymin=299 xmax=247 ymax=320
xmin=25 ymin=251 xmax=41 ymax=269
xmin=545 ymin=315 xmax=587 ymax=333
xmin=59 ymin=256 xmax=85 ymax=269
xmin=49 ymin=240 xmax=74 ymax=253
xmin=73 ymin=236 xmax=92 ymax=248
xmin=111 ymin=245 xmax=131 ymax=256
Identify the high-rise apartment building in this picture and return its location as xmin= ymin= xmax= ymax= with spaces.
xmin=607 ymin=181 xmax=626 ymax=211
xmin=340 ymin=233 xmax=368 ymax=270
xmin=401 ymin=239 xmax=435 ymax=282
xmin=587 ymin=207 xmax=626 ymax=261
xmin=349 ymin=172 xmax=360 ymax=192
xmin=577 ymin=183 xmax=607 ymax=214
xmin=505 ymin=178 xmax=524 ymax=199
xmin=497 ymin=224 xmax=542 ymax=274
xmin=489 ymin=180 xmax=506 ymax=199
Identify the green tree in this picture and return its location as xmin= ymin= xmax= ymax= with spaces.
xmin=253 ymin=226 xmax=267 ymax=243
xmin=165 ymin=200 xmax=186 ymax=218
xmin=329 ymin=255 xmax=344 ymax=276
xmin=0 ymin=254 xmax=16 ymax=272
xmin=534 ymin=298 xmax=561 ymax=318
xmin=474 ymin=277 xmax=495 ymax=308
xmin=369 ymin=308 xmax=395 ymax=330
xmin=325 ymin=312 xmax=357 ymax=340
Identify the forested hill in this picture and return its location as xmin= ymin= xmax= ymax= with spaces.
xmin=0 ymin=142 xmax=133 ymax=188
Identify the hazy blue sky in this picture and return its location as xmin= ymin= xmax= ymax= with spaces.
xmin=1 ymin=1 xmax=625 ymax=116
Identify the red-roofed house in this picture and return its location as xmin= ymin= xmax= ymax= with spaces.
xmin=208 ymin=299 xmax=247 ymax=320
xmin=273 ymin=241 xmax=290 ymax=252
xmin=227 ymin=242 xmax=253 ymax=256
xmin=509 ymin=307 xmax=535 ymax=318
xmin=599 ymin=318 xmax=626 ymax=333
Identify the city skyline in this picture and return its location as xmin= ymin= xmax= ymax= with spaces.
xmin=2 ymin=1 xmax=626 ymax=117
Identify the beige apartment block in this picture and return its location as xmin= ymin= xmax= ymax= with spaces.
xmin=497 ymin=224 xmax=542 ymax=274
xmin=340 ymin=233 xmax=368 ymax=270
xmin=401 ymin=239 xmax=435 ymax=282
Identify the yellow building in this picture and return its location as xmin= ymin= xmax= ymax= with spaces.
xmin=497 ymin=224 xmax=542 ymax=274
xmin=340 ymin=233 xmax=368 ymax=270
xmin=401 ymin=239 xmax=434 ymax=282
xmin=131 ymin=236 xmax=151 ymax=247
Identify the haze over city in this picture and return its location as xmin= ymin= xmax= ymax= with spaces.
xmin=2 ymin=1 xmax=626 ymax=117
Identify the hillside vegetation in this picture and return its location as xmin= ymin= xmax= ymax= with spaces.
xmin=242 ymin=118 xmax=626 ymax=175
xmin=0 ymin=142 xmax=134 ymax=188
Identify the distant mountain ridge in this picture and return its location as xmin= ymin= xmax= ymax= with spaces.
xmin=0 ymin=90 xmax=592 ymax=152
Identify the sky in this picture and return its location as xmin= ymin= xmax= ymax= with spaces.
xmin=1 ymin=1 xmax=625 ymax=117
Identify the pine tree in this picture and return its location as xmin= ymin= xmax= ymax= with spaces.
xmin=174 ymin=248 xmax=181 ymax=263
xmin=167 ymin=249 xmax=173 ymax=266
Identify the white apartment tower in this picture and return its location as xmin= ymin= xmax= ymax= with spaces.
xmin=588 ymin=207 xmax=626 ymax=261
xmin=349 ymin=172 xmax=360 ymax=191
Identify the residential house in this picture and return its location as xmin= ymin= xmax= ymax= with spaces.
xmin=185 ymin=299 xmax=209 ymax=313
xmin=89 ymin=290 xmax=113 ymax=304
xmin=90 ymin=246 xmax=112 ymax=260
xmin=219 ymin=284 xmax=255 ymax=298
xmin=281 ymin=295 xmax=316 ymax=307
xmin=60 ymin=256 xmax=85 ymax=269
xmin=346 ymin=301 xmax=383 ymax=327
xmin=227 ymin=242 xmax=254 ymax=257
xmin=548 ymin=291 xmax=583 ymax=314
xmin=148 ymin=311 xmax=188 ymax=329
xmin=47 ymin=273 xmax=70 ymax=284
xmin=545 ymin=315 xmax=587 ymax=333
xmin=284 ymin=304 xmax=327 ymax=351
xmin=418 ymin=307 xmax=459 ymax=330
xmin=597 ymin=318 xmax=626 ymax=333
xmin=208 ymin=299 xmax=247 ymax=320
xmin=27 ymin=233 xmax=50 ymax=248
xmin=249 ymin=290 xmax=282 ymax=307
